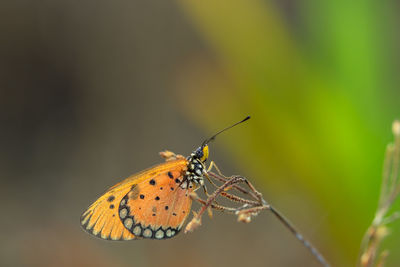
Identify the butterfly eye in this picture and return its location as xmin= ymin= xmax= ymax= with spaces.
xmin=194 ymin=147 xmax=203 ymax=159
xmin=194 ymin=145 xmax=208 ymax=162
xmin=199 ymin=145 xmax=209 ymax=162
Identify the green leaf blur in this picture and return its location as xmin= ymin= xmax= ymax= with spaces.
xmin=175 ymin=1 xmax=399 ymax=266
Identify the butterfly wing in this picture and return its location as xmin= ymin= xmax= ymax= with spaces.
xmin=80 ymin=158 xmax=190 ymax=241
xmin=119 ymin=167 xmax=194 ymax=239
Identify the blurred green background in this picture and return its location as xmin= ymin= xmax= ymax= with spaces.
xmin=1 ymin=0 xmax=399 ymax=266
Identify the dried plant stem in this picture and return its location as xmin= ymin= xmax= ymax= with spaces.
xmin=268 ymin=205 xmax=328 ymax=266
xmin=207 ymin=171 xmax=259 ymax=199
xmin=185 ymin=172 xmax=330 ymax=267
xmin=358 ymin=120 xmax=400 ymax=267
xmin=194 ymin=175 xmax=247 ymax=220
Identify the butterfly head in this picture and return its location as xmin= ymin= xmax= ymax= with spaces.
xmin=194 ymin=144 xmax=209 ymax=163
xmin=184 ymin=116 xmax=251 ymax=187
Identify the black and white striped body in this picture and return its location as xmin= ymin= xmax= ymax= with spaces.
xmin=181 ymin=151 xmax=206 ymax=189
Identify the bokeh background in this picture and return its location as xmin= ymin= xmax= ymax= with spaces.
xmin=1 ymin=1 xmax=399 ymax=266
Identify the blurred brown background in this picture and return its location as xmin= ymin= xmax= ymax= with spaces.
xmin=1 ymin=1 xmax=303 ymax=267
xmin=2 ymin=1 xmax=400 ymax=267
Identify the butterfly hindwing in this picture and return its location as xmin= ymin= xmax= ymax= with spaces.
xmin=80 ymin=159 xmax=189 ymax=241
xmin=119 ymin=168 xmax=194 ymax=239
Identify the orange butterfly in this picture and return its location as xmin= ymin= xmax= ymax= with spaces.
xmin=80 ymin=116 xmax=250 ymax=240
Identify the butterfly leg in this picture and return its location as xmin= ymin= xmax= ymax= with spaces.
xmin=185 ymin=175 xmax=248 ymax=233
xmin=206 ymin=161 xmax=247 ymax=195
xmin=206 ymin=161 xmax=224 ymax=177
xmin=200 ymin=175 xmax=265 ymax=220
xmin=207 ymin=172 xmax=261 ymax=201
xmin=205 ymin=161 xmax=234 ymax=191
xmin=205 ymin=171 xmax=265 ymax=206
xmin=205 ymin=172 xmax=257 ymax=205
xmin=190 ymin=192 xmax=237 ymax=214
xmin=204 ymin=172 xmax=220 ymax=189
xmin=201 ymin=183 xmax=214 ymax=218
xmin=204 ymin=165 xmax=262 ymax=206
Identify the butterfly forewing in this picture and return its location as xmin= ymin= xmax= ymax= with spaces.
xmin=81 ymin=182 xmax=135 ymax=240
xmin=80 ymin=159 xmax=192 ymax=241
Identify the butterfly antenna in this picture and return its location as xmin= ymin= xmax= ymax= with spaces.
xmin=201 ymin=116 xmax=251 ymax=146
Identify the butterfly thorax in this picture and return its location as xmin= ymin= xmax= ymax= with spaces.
xmin=183 ymin=155 xmax=205 ymax=188
xmin=182 ymin=145 xmax=208 ymax=188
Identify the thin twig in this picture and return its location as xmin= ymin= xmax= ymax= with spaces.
xmin=192 ymin=195 xmax=238 ymax=213
xmin=219 ymin=191 xmax=260 ymax=205
xmin=208 ymin=172 xmax=259 ymax=200
xmin=185 ymin=172 xmax=330 ymax=267
xmin=269 ymin=205 xmax=330 ymax=266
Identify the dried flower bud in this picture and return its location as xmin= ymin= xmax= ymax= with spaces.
xmin=237 ymin=212 xmax=251 ymax=223
xmin=184 ymin=212 xmax=202 ymax=233
xmin=207 ymin=207 xmax=213 ymax=219
xmin=189 ymin=192 xmax=199 ymax=200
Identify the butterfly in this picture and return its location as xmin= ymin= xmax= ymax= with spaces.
xmin=80 ymin=116 xmax=250 ymax=240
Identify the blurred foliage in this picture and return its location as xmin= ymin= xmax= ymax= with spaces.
xmin=2 ymin=0 xmax=399 ymax=266
xmin=358 ymin=121 xmax=400 ymax=267
xmin=174 ymin=0 xmax=399 ymax=266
